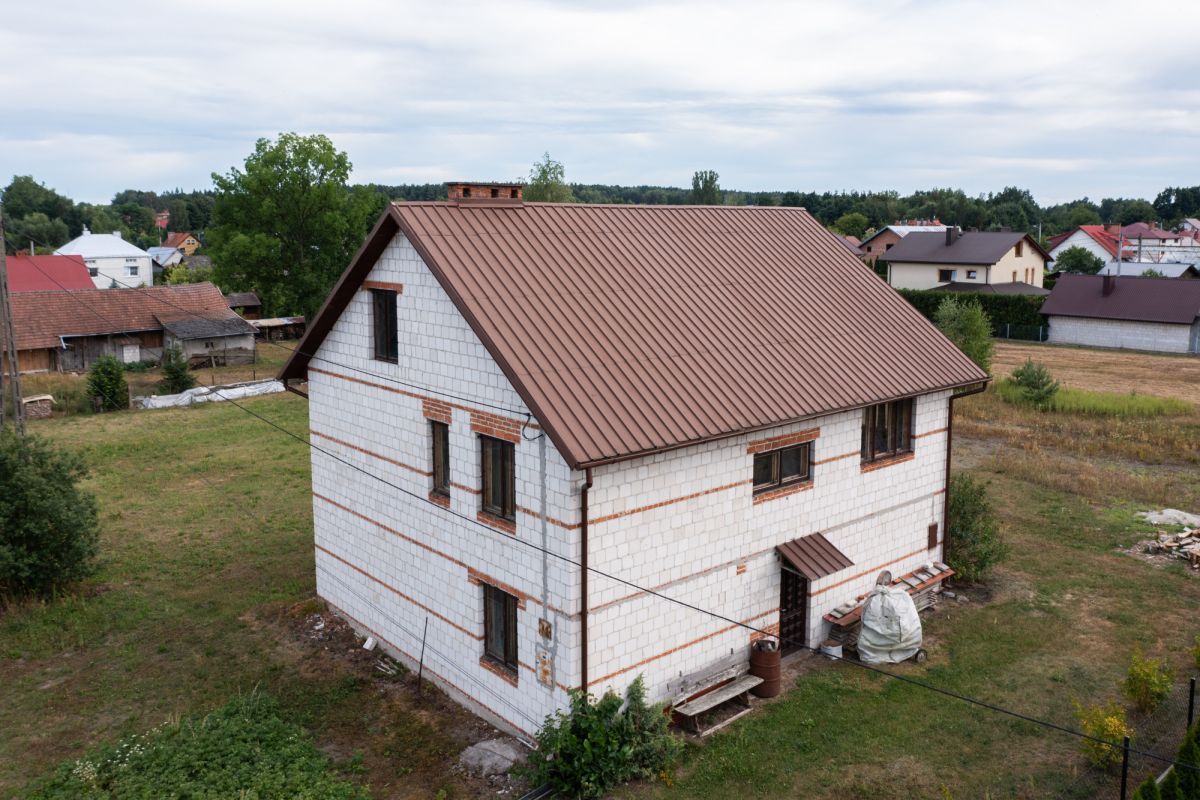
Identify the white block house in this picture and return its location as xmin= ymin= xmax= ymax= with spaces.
xmin=55 ymin=228 xmax=153 ymax=289
xmin=279 ymin=183 xmax=988 ymax=739
xmin=1042 ymin=274 xmax=1200 ymax=354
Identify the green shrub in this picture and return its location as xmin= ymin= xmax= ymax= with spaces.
xmin=0 ymin=430 xmax=99 ymax=600
xmin=122 ymin=360 xmax=153 ymax=373
xmin=158 ymin=346 xmax=197 ymax=394
xmin=1134 ymin=774 xmax=1164 ymax=800
xmin=26 ymin=692 xmax=366 ymax=799
xmin=1178 ymin=731 xmax=1200 ymax=800
xmin=1073 ymin=700 xmax=1134 ymax=767
xmin=523 ymin=675 xmax=681 ymax=798
xmin=1011 ymin=358 xmax=1059 ymax=406
xmin=86 ymin=354 xmax=128 ymax=411
xmin=1054 ymin=245 xmax=1106 ymax=275
xmin=1122 ymin=646 xmax=1174 ymax=712
xmin=934 ymin=296 xmax=994 ymax=373
xmin=947 ymin=473 xmax=1008 ymax=583
xmin=1160 ymin=766 xmax=1182 ymax=800
xmin=896 ymin=288 xmax=1046 ymax=331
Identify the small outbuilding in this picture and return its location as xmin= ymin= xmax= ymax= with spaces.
xmin=1041 ymin=274 xmax=1200 ymax=354
xmin=225 ymin=291 xmax=263 ymax=319
xmin=157 ymin=311 xmax=258 ymax=366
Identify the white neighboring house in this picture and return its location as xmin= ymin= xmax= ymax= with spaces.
xmin=56 ymin=228 xmax=154 ymax=289
xmin=1046 ymin=225 xmax=1120 ymax=268
xmin=278 ymin=183 xmax=988 ymax=739
xmin=1042 ymin=274 xmax=1200 ymax=353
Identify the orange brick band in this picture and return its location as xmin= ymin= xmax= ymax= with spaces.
xmin=860 ymin=451 xmax=916 ymax=473
xmin=423 ymin=397 xmax=452 ymax=424
xmin=467 ymin=567 xmax=529 ymax=609
xmin=747 ymin=427 xmax=819 ymax=454
xmin=362 ymin=280 xmax=405 ymax=292
xmin=471 ymin=410 xmax=523 ymax=444
xmin=809 ymin=546 xmax=931 ymax=598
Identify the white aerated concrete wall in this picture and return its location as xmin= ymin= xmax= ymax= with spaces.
xmin=305 ymin=229 xmax=956 ymax=735
xmin=583 ymin=393 xmax=950 ymax=703
xmin=307 ymin=233 xmax=580 ymax=740
xmin=1047 ymin=315 xmax=1197 ymax=354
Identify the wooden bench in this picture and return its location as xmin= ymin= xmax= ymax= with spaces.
xmin=669 ymin=663 xmax=763 ymax=736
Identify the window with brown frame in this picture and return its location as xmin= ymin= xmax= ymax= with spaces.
xmin=861 ymin=398 xmax=915 ymax=462
xmin=937 ymin=269 xmax=956 ymax=283
xmin=371 ymin=289 xmax=398 ymax=362
xmin=1015 ymin=240 xmax=1024 ymax=257
xmin=483 ymin=583 xmax=518 ymax=675
xmin=431 ymin=421 xmax=449 ymax=497
xmin=480 ymin=435 xmax=515 ymax=520
xmin=752 ymin=442 xmax=813 ymax=493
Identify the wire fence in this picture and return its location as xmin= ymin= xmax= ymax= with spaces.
xmin=1057 ymin=677 xmax=1197 ymax=799
xmin=994 ymin=323 xmax=1049 ymax=342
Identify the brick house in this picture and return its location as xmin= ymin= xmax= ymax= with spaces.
xmin=279 ymin=184 xmax=987 ymax=739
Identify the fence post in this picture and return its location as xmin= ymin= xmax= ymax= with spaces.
xmin=1005 ymin=323 xmax=1011 ymax=339
xmin=1189 ymin=677 xmax=1196 ymax=730
xmin=1120 ymin=735 xmax=1131 ymax=800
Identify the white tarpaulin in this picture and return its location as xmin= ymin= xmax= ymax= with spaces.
xmin=135 ymin=379 xmax=284 ymax=409
xmin=857 ymin=584 xmax=923 ymax=665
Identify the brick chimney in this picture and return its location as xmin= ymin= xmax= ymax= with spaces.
xmin=1102 ymin=275 xmax=1116 ymax=296
xmin=945 ymin=227 xmax=960 ymax=246
xmin=446 ymin=182 xmax=524 ymax=204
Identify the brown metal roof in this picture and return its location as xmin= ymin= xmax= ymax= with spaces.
xmin=883 ymin=230 xmax=1050 ymax=265
xmin=777 ymin=532 xmax=854 ymax=581
xmin=1040 ymin=273 xmax=1200 ymax=324
xmin=281 ymin=202 xmax=988 ymax=468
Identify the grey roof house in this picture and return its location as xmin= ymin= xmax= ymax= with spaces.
xmin=1041 ymin=274 xmax=1200 ymax=354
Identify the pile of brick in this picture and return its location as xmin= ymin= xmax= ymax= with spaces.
xmin=1146 ymin=529 xmax=1200 ymax=569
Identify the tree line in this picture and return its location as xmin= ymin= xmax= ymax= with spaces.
xmin=5 ymin=137 xmax=1200 ymax=319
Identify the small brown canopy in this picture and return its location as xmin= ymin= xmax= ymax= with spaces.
xmin=777 ymin=533 xmax=853 ymax=581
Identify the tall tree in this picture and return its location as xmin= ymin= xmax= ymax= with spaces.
xmin=1053 ymin=246 xmax=1105 ymax=274
xmin=833 ymin=212 xmax=869 ymax=239
xmin=690 ymin=170 xmax=721 ymax=205
xmin=207 ymin=133 xmax=384 ymax=317
xmin=525 ymin=153 xmax=574 ymax=203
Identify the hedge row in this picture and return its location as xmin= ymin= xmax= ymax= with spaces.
xmin=896 ymin=288 xmax=1046 ymax=331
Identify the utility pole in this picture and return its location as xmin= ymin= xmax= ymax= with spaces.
xmin=0 ymin=209 xmax=26 ymax=436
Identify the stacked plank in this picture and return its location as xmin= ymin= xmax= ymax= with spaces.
xmin=1147 ymin=529 xmax=1200 ymax=569
xmin=822 ymin=562 xmax=953 ymax=650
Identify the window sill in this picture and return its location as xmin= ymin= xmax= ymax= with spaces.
xmin=373 ymin=356 xmax=398 ymax=364
xmin=480 ymin=656 xmax=519 ymax=686
xmin=752 ymin=480 xmax=813 ymax=505
xmin=860 ymin=451 xmax=915 ymax=473
xmin=428 ymin=490 xmax=450 ymax=508
xmin=477 ymin=510 xmax=517 ymax=535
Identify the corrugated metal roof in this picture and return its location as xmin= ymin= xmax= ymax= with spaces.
xmin=937 ymin=281 xmax=1051 ymax=296
xmin=777 ymin=532 xmax=854 ymax=580
xmin=883 ymin=230 xmax=1049 ymax=265
xmin=281 ymin=202 xmax=988 ymax=468
xmin=1040 ymin=274 xmax=1200 ymax=324
xmin=6 ymin=255 xmax=93 ymax=292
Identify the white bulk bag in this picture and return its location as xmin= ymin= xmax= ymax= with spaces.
xmin=857 ymin=583 xmax=923 ymax=665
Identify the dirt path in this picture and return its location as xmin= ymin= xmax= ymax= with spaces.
xmin=992 ymin=341 xmax=1200 ymax=402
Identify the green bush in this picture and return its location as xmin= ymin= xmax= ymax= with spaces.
xmin=1054 ymin=245 xmax=1106 ymax=275
xmin=1010 ymin=358 xmax=1059 ymax=406
xmin=934 ymin=296 xmax=994 ymax=373
xmin=1161 ymin=766 xmax=1182 ymax=800
xmin=896 ymin=287 xmax=1046 ymax=331
xmin=86 ymin=354 xmax=128 ymax=411
xmin=1134 ymin=774 xmax=1164 ymax=800
xmin=26 ymin=692 xmax=366 ymax=799
xmin=0 ymin=430 xmax=99 ymax=600
xmin=1073 ymin=700 xmax=1134 ymax=767
xmin=1122 ymin=646 xmax=1174 ymax=712
xmin=946 ymin=473 xmax=1008 ymax=583
xmin=1178 ymin=730 xmax=1200 ymax=800
xmin=523 ymin=675 xmax=681 ymax=798
xmin=158 ymin=346 xmax=197 ymax=394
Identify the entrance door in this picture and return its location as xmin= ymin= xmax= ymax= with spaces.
xmin=779 ymin=568 xmax=809 ymax=655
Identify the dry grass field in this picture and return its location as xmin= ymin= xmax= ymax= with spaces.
xmin=992 ymin=341 xmax=1200 ymax=402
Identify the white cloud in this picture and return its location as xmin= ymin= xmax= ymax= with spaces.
xmin=1 ymin=0 xmax=1198 ymax=203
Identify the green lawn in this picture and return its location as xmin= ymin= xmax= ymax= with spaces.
xmin=3 ymin=360 xmax=1199 ymax=798
xmin=0 ymin=394 xmax=485 ymax=799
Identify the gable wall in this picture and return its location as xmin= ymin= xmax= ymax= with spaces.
xmin=306 ymin=232 xmax=580 ymax=739
xmin=1049 ymin=230 xmax=1112 ymax=266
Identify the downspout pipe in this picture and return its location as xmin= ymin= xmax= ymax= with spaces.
xmin=580 ymin=467 xmax=593 ymax=694
xmin=943 ymin=382 xmax=988 ymax=565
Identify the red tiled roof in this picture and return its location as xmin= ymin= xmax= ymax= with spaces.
xmin=1048 ymin=225 xmax=1121 ymax=258
xmin=1040 ymin=274 xmax=1200 ymax=325
xmin=282 ymin=203 xmax=989 ymax=468
xmin=2 ymin=282 xmax=234 ymax=350
xmin=6 ymin=254 xmax=94 ymax=292
xmin=163 ymin=232 xmax=195 ymax=248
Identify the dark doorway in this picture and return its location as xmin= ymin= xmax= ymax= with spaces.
xmin=779 ymin=567 xmax=809 ymax=655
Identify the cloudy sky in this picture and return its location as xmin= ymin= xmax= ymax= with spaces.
xmin=2 ymin=0 xmax=1197 ymax=205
